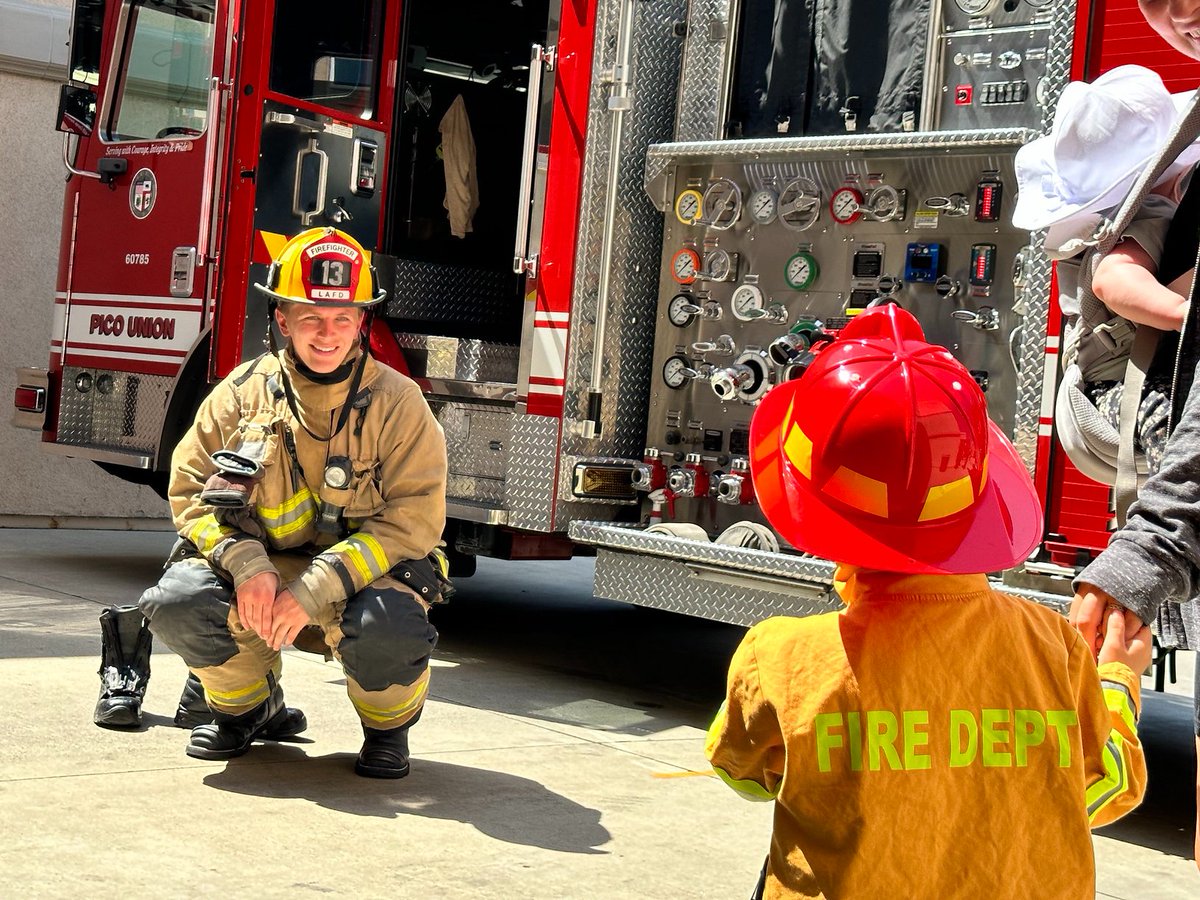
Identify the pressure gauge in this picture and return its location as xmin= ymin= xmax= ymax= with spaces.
xmin=704 ymin=248 xmax=735 ymax=282
xmin=730 ymin=284 xmax=766 ymax=321
xmin=700 ymin=178 xmax=743 ymax=230
xmin=784 ymin=251 xmax=819 ymax=291
xmin=667 ymin=293 xmax=699 ymax=327
xmin=778 ymin=176 xmax=821 ymax=231
xmin=748 ymin=188 xmax=779 ymax=225
xmin=674 ymin=189 xmax=703 ymax=226
xmin=1023 ymin=0 xmax=1052 ymax=7
xmin=662 ymin=354 xmax=692 ymax=389
xmin=671 ymin=247 xmax=701 ymax=284
xmin=955 ymin=0 xmax=996 ymax=13
xmin=830 ymin=186 xmax=864 ymax=225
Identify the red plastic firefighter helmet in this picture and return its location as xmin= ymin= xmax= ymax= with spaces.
xmin=254 ymin=227 xmax=386 ymax=308
xmin=749 ymin=305 xmax=1042 ymax=574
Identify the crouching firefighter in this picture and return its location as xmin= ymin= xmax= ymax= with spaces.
xmin=137 ymin=227 xmax=448 ymax=778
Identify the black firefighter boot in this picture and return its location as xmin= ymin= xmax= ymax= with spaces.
xmin=94 ymin=605 xmax=153 ymax=729
xmin=185 ymin=674 xmax=304 ymax=760
xmin=174 ymin=672 xmax=308 ymax=740
xmin=355 ymin=723 xmax=413 ymax=779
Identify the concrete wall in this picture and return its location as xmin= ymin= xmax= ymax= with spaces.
xmin=1 ymin=0 xmax=167 ymax=522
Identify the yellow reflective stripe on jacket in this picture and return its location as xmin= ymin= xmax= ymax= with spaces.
xmin=711 ymin=765 xmax=778 ymax=801
xmin=1086 ymin=683 xmax=1137 ymax=824
xmin=327 ymin=533 xmax=389 ymax=585
xmin=256 ymin=487 xmax=317 ymax=540
xmin=706 ymin=700 xmax=779 ymax=801
xmin=184 ymin=516 xmax=239 ymax=554
xmin=351 ymin=670 xmax=428 ymax=724
xmin=204 ymin=677 xmax=270 ymax=713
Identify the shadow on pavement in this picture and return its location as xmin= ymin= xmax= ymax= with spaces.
xmin=203 ymin=747 xmax=611 ymax=854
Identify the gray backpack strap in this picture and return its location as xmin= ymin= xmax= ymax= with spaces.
xmin=1114 ymin=323 xmax=1163 ymax=520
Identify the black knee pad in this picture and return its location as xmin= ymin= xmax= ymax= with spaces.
xmin=138 ymin=560 xmax=239 ymax=668
xmin=338 ymin=585 xmax=438 ymax=692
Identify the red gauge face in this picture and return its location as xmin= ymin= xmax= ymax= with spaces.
xmin=670 ymin=248 xmax=701 ymax=284
xmin=830 ymin=186 xmax=864 ymax=225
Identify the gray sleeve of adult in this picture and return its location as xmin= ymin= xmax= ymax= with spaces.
xmin=1075 ymin=374 xmax=1200 ymax=622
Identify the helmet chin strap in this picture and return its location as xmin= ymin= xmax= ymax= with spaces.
xmin=266 ymin=301 xmax=369 ymax=442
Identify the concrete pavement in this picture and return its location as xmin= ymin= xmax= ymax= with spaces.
xmin=0 ymin=527 xmax=1196 ymax=898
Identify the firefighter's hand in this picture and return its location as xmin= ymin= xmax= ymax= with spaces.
xmin=236 ymin=570 xmax=279 ymax=641
xmin=268 ymin=589 xmax=310 ymax=651
xmin=1070 ymin=583 xmax=1116 ymax=659
xmin=1098 ymin=603 xmax=1153 ymax=674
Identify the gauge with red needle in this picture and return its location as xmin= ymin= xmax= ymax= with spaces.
xmin=830 ymin=186 xmax=864 ymax=225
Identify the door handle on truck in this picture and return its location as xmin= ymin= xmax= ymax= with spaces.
xmin=512 ymin=43 xmax=555 ymax=276
xmin=292 ymin=137 xmax=329 ymax=226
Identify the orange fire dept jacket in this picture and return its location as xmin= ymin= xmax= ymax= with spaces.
xmin=169 ymin=348 xmax=447 ymax=616
xmin=706 ymin=569 xmax=1146 ymax=899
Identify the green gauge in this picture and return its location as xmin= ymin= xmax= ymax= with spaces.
xmin=784 ymin=251 xmax=819 ymax=291
xmin=674 ymin=189 xmax=703 ymax=225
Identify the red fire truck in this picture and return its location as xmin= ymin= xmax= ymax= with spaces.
xmin=12 ymin=0 xmax=1200 ymax=623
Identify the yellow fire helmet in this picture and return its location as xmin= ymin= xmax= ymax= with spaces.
xmin=254 ymin=227 xmax=386 ymax=308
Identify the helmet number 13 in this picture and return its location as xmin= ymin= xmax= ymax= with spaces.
xmin=313 ymin=259 xmax=349 ymax=286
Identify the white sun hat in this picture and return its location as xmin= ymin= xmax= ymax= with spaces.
xmin=1012 ymin=66 xmax=1200 ymax=238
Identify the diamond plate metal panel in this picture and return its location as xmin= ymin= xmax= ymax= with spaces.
xmin=506 ymin=414 xmax=562 ymax=531
xmin=576 ymin=521 xmax=1073 ymax=621
xmin=56 ymin=367 xmax=171 ymax=454
xmin=446 ymin=473 xmax=505 ymax=505
xmin=378 ymin=257 xmax=520 ymax=333
xmin=645 ymin=127 xmax=1037 ymax=188
xmin=1040 ymin=0 xmax=1079 ymax=135
xmin=673 ymin=0 xmax=731 ymax=142
xmin=555 ymin=0 xmax=689 ymax=528
xmin=395 ymin=334 xmax=520 ymax=383
xmin=593 ymin=547 xmax=841 ymax=626
xmin=1013 ymin=232 xmax=1054 ymax=474
xmin=431 ymin=402 xmax=512 ymax=482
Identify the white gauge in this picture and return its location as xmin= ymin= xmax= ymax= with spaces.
xmin=778 ymin=176 xmax=821 ymax=231
xmin=662 ymin=354 xmax=692 ymax=389
xmin=955 ymin=0 xmax=996 ymax=13
xmin=748 ymin=188 xmax=779 ymax=225
xmin=704 ymin=248 xmax=735 ymax=282
xmin=674 ymin=189 xmax=702 ymax=226
xmin=700 ymin=178 xmax=743 ymax=230
xmin=671 ymin=247 xmax=701 ymax=284
xmin=830 ymin=186 xmax=864 ymax=225
xmin=785 ymin=251 xmax=819 ymax=291
xmin=730 ymin=284 xmax=765 ymax=321
xmin=667 ymin=293 xmax=699 ymax=327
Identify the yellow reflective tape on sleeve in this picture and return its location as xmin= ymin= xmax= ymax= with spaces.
xmin=185 ymin=516 xmax=238 ymax=554
xmin=257 ymin=487 xmax=317 ymax=540
xmin=1102 ymin=684 xmax=1137 ymax=732
xmin=1086 ymin=739 xmax=1127 ymax=822
xmin=711 ymin=765 xmax=778 ymax=801
xmin=328 ymin=533 xmax=389 ymax=585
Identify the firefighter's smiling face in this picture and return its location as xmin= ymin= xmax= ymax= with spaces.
xmin=1140 ymin=0 xmax=1200 ymax=60
xmin=275 ymin=303 xmax=365 ymax=373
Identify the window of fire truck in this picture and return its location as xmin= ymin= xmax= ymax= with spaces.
xmin=268 ymin=0 xmax=384 ymax=121
xmin=105 ymin=0 xmax=216 ymax=142
xmin=68 ymin=0 xmax=105 ymax=86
